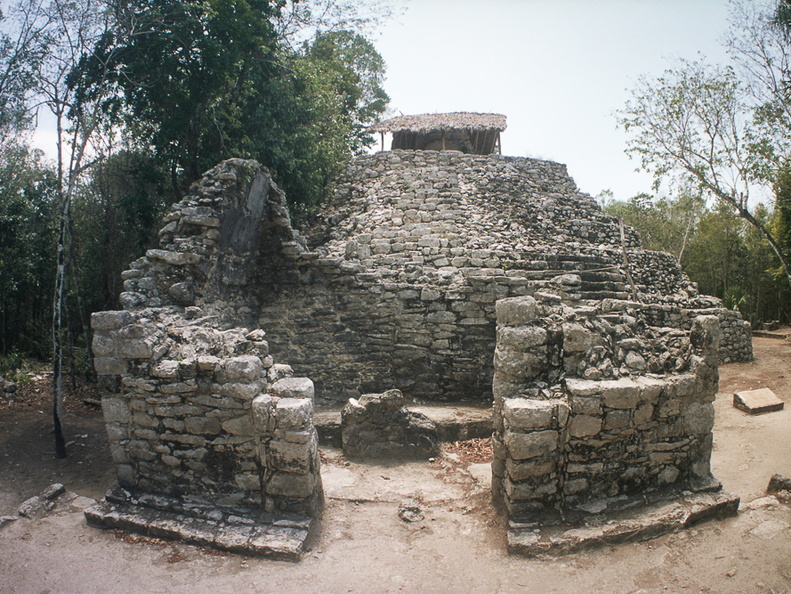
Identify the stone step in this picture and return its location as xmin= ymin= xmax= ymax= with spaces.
xmin=314 ymin=402 xmax=493 ymax=448
xmin=508 ymin=489 xmax=740 ymax=557
xmin=84 ymin=488 xmax=314 ymax=561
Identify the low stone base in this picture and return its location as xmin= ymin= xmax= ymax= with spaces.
xmin=507 ymin=489 xmax=740 ymax=557
xmin=733 ymin=388 xmax=785 ymax=415
xmin=84 ymin=488 xmax=315 ymax=561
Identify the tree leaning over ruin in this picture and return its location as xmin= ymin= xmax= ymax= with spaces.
xmin=617 ymin=58 xmax=791 ymax=293
xmin=617 ymin=1 xmax=791 ymax=294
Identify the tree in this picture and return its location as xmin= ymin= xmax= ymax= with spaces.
xmin=0 ymin=144 xmax=58 ymax=356
xmin=617 ymin=57 xmax=791 ymax=291
xmin=71 ymin=0 xmax=390 ymax=209
xmin=0 ymin=1 xmax=50 ymax=144
xmin=603 ymin=189 xmax=705 ymax=266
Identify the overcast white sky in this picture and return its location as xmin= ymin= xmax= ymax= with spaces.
xmin=372 ymin=0 xmax=734 ymax=201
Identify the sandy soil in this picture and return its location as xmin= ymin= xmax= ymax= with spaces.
xmin=1 ymin=337 xmax=790 ymax=593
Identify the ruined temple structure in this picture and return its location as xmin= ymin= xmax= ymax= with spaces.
xmin=370 ymin=111 xmax=506 ymax=154
xmin=86 ymin=114 xmax=749 ymax=556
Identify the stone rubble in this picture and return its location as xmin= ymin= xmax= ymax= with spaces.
xmin=341 ymin=389 xmax=440 ymax=459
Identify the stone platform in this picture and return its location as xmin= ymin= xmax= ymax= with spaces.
xmin=507 ymin=488 xmax=740 ymax=557
xmin=734 ymin=388 xmax=785 ymax=415
xmin=314 ymin=402 xmax=493 ymax=447
xmin=84 ymin=488 xmax=315 ymax=561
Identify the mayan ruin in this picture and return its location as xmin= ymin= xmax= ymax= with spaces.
xmin=68 ymin=112 xmax=757 ymax=558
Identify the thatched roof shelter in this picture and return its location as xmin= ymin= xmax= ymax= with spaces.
xmin=370 ymin=112 xmax=506 ymax=155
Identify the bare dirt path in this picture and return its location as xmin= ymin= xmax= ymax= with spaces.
xmin=1 ymin=337 xmax=790 ymax=593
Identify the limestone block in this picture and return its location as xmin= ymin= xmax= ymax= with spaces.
xmin=184 ymin=416 xmax=222 ymax=435
xmin=109 ymin=443 xmax=129 ymax=465
xmin=91 ymin=334 xmax=116 ymax=357
xmin=563 ymin=478 xmax=589 ymax=495
xmin=222 ymin=355 xmax=263 ymax=382
xmin=565 ymin=378 xmax=601 ymax=397
xmin=145 ymin=249 xmax=200 ymax=266
xmin=152 ymin=360 xmax=180 ymax=379
xmin=599 ymin=378 xmax=641 ymax=409
xmin=276 ymin=398 xmax=314 ymax=430
xmin=682 ymin=402 xmax=715 ymax=435
xmin=495 ymin=296 xmax=538 ymax=326
xmin=91 ymin=310 xmax=133 ymax=331
xmin=102 ymin=397 xmax=131 ymax=424
xmin=251 ymin=395 xmax=277 ymax=432
xmin=268 ymin=435 xmax=316 ymax=473
xmin=690 ymin=315 xmax=721 ymax=361
xmin=604 ymin=409 xmax=631 ymax=430
xmin=159 ymin=381 xmax=198 ymax=394
xmin=266 ymin=471 xmax=316 ymax=498
xmin=493 ymin=347 xmax=548 ymax=382
xmin=568 ymin=414 xmax=602 ymax=438
xmin=506 ymin=458 xmax=556 ymax=481
xmin=497 ymin=326 xmax=548 ymax=350
xmin=168 ymin=281 xmax=195 ymax=306
xmin=267 ymin=364 xmax=293 ymax=383
xmin=570 ymin=396 xmax=601 ymax=416
xmin=117 ymin=339 xmax=153 ymax=360
xmin=218 ymin=382 xmax=263 ymax=400
xmin=420 ymin=287 xmax=441 ymax=301
xmin=505 ymin=430 xmax=558 ymax=460
xmin=270 ymin=377 xmax=314 ymax=400
xmin=119 ymin=291 xmax=147 ymax=310
xmin=116 ymin=464 xmax=137 ymax=488
xmin=657 ymin=466 xmax=680 ymax=485
xmin=563 ymin=322 xmax=601 ymax=353
xmin=105 ymin=423 xmax=128 ymax=442
xmin=221 ymin=415 xmax=254 ymax=436
xmin=197 ymin=355 xmax=221 ymax=372
xmin=505 ymin=477 xmax=557 ymax=501
xmin=634 ymin=403 xmax=654 ymax=426
xmin=636 ymin=376 xmax=665 ymax=401
xmin=234 ymin=472 xmax=260 ymax=491
xmin=503 ymin=398 xmax=554 ymax=430
xmin=94 ymin=357 xmax=127 ymax=376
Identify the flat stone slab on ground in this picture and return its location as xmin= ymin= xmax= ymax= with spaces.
xmin=508 ymin=490 xmax=740 ymax=557
xmin=733 ymin=388 xmax=785 ymax=415
xmin=315 ymin=402 xmax=492 ymax=447
xmin=84 ymin=488 xmax=313 ymax=561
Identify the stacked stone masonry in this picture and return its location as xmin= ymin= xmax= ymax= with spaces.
xmin=91 ymin=151 xmax=751 ymax=552
xmin=491 ymin=295 xmax=721 ymax=522
xmin=111 ymin=152 xmax=750 ymax=410
xmin=93 ymin=160 xmax=321 ymax=519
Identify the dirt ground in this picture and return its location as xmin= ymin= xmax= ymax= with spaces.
xmin=1 ymin=337 xmax=790 ymax=594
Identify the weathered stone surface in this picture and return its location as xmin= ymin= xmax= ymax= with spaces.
xmin=223 ymin=356 xmax=263 ymax=382
xmin=271 ymin=377 xmax=314 ymax=400
xmin=733 ymin=388 xmax=785 ymax=415
xmin=91 ymin=310 xmax=133 ymax=331
xmin=496 ymin=296 xmax=538 ymax=326
xmin=276 ymin=398 xmax=313 ymax=430
xmin=503 ymin=398 xmax=555 ymax=430
xmin=505 ymin=431 xmax=558 ymax=460
xmin=341 ymin=389 xmax=440 ymax=459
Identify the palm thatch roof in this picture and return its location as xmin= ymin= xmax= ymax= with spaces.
xmin=370 ymin=112 xmax=507 ymax=134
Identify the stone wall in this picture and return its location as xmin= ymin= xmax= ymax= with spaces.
xmin=112 ymin=154 xmax=750 ymax=407
xmin=93 ymin=160 xmax=321 ymax=516
xmin=491 ymin=295 xmax=721 ymax=522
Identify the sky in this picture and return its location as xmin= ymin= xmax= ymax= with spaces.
xmin=371 ymin=0 xmax=735 ymax=201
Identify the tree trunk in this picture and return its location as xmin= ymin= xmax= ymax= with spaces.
xmin=52 ymin=198 xmax=68 ymax=459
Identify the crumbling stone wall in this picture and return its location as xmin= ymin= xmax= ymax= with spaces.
xmin=93 ymin=160 xmax=320 ymax=516
xmin=257 ymin=150 xmax=750 ymax=402
xmin=491 ymin=295 xmax=720 ymax=521
xmin=103 ymin=151 xmax=750 ymax=409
